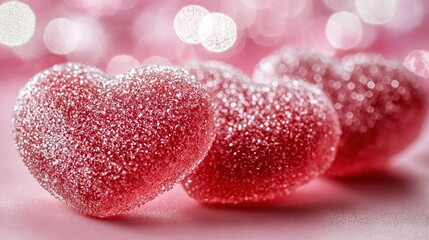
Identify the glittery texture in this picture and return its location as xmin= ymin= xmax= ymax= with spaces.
xmin=12 ymin=63 xmax=216 ymax=217
xmin=182 ymin=61 xmax=340 ymax=204
xmin=254 ymin=48 xmax=428 ymax=176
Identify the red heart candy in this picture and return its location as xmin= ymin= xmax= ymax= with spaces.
xmin=254 ymin=48 xmax=428 ymax=177
xmin=13 ymin=63 xmax=216 ymax=217
xmin=182 ymin=61 xmax=340 ymax=204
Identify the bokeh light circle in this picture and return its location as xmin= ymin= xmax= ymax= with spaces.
xmin=325 ymin=11 xmax=362 ymax=50
xmin=44 ymin=18 xmax=80 ymax=55
xmin=355 ymin=0 xmax=396 ymax=25
xmin=198 ymin=13 xmax=237 ymax=52
xmin=386 ymin=0 xmax=424 ymax=32
xmin=174 ymin=5 xmax=209 ymax=44
xmin=107 ymin=54 xmax=141 ymax=75
xmin=0 ymin=1 xmax=36 ymax=46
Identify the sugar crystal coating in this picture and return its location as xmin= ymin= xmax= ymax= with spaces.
xmin=182 ymin=61 xmax=340 ymax=203
xmin=254 ymin=48 xmax=428 ymax=176
xmin=13 ymin=63 xmax=216 ymax=217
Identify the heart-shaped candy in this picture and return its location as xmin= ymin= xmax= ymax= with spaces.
xmin=254 ymin=48 xmax=428 ymax=177
xmin=13 ymin=63 xmax=216 ymax=217
xmin=182 ymin=61 xmax=340 ymax=203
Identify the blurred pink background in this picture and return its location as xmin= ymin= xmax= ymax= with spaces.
xmin=1 ymin=0 xmax=429 ymax=239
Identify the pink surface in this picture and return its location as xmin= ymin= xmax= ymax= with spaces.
xmin=1 ymin=79 xmax=429 ymax=239
xmin=1 ymin=0 xmax=429 ymax=239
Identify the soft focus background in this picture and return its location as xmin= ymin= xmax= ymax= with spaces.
xmin=1 ymin=0 xmax=429 ymax=239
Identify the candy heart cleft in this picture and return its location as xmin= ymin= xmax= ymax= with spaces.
xmin=182 ymin=61 xmax=341 ymax=204
xmin=13 ymin=63 xmax=216 ymax=217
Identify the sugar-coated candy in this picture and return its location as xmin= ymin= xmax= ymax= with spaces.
xmin=182 ymin=61 xmax=340 ymax=203
xmin=13 ymin=63 xmax=216 ymax=217
xmin=254 ymin=48 xmax=428 ymax=177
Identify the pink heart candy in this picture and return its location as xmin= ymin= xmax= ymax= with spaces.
xmin=13 ymin=63 xmax=216 ymax=217
xmin=254 ymin=48 xmax=428 ymax=177
xmin=182 ymin=61 xmax=340 ymax=203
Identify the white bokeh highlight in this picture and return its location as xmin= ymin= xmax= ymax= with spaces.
xmin=107 ymin=54 xmax=141 ymax=75
xmin=65 ymin=17 xmax=105 ymax=65
xmin=323 ymin=0 xmax=354 ymax=11
xmin=199 ymin=13 xmax=237 ymax=52
xmin=174 ymin=5 xmax=209 ymax=44
xmin=0 ymin=1 xmax=36 ymax=46
xmin=44 ymin=18 xmax=80 ymax=55
xmin=326 ymin=11 xmax=362 ymax=49
xmin=386 ymin=0 xmax=424 ymax=32
xmin=355 ymin=0 xmax=396 ymax=25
